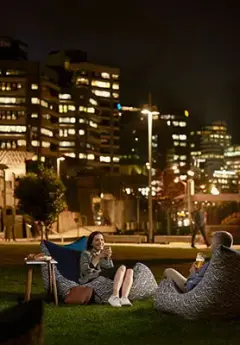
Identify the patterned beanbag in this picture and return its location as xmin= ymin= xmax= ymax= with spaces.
xmin=40 ymin=241 xmax=157 ymax=303
xmin=153 ymin=245 xmax=240 ymax=319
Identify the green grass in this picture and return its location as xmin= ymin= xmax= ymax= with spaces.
xmin=0 ymin=244 xmax=240 ymax=345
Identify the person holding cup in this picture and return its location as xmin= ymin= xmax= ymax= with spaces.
xmin=162 ymin=231 xmax=233 ymax=292
xmin=79 ymin=231 xmax=133 ymax=307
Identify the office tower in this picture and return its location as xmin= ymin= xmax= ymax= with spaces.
xmin=160 ymin=110 xmax=190 ymax=179
xmin=0 ymin=37 xmax=60 ymax=165
xmin=46 ymin=50 xmax=120 ymax=174
xmin=200 ymin=121 xmax=231 ymax=177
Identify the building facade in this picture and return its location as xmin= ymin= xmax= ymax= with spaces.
xmin=224 ymin=145 xmax=240 ymax=175
xmin=46 ymin=51 xmax=120 ymax=174
xmin=160 ymin=110 xmax=190 ymax=179
xmin=0 ymin=58 xmax=60 ymax=166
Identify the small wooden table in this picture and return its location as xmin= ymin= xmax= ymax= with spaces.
xmin=25 ymin=259 xmax=58 ymax=305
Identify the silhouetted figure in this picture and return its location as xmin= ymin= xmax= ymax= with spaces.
xmin=191 ymin=205 xmax=209 ymax=248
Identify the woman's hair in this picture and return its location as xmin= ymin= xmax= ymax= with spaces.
xmin=87 ymin=231 xmax=104 ymax=251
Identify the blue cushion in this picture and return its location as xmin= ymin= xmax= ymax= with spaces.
xmin=43 ymin=240 xmax=81 ymax=283
xmin=63 ymin=236 xmax=87 ymax=251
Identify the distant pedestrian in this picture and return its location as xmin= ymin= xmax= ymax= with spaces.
xmin=4 ymin=207 xmax=16 ymax=242
xmin=191 ymin=205 xmax=209 ymax=248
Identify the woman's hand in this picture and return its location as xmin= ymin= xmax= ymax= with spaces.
xmin=100 ymin=247 xmax=112 ymax=259
xmin=104 ymin=247 xmax=112 ymax=258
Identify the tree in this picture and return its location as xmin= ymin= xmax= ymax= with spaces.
xmin=15 ymin=167 xmax=66 ymax=240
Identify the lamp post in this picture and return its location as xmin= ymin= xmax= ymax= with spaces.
xmin=56 ymin=157 xmax=65 ymax=233
xmin=141 ymin=95 xmax=159 ymax=243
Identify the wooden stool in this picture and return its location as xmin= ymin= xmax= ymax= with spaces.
xmin=25 ymin=259 xmax=58 ymax=305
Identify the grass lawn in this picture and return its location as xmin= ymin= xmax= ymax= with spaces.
xmin=0 ymin=243 xmax=240 ymax=345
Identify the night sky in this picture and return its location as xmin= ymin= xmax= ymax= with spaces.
xmin=1 ymin=1 xmax=240 ymax=141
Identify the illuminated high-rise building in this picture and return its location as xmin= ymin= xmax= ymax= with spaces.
xmin=190 ymin=121 xmax=231 ymax=178
xmin=224 ymin=145 xmax=240 ymax=175
xmin=0 ymin=38 xmax=60 ymax=165
xmin=46 ymin=50 xmax=120 ymax=174
xmin=160 ymin=110 xmax=190 ymax=179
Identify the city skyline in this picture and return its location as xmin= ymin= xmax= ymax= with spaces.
xmin=1 ymin=1 xmax=240 ymax=141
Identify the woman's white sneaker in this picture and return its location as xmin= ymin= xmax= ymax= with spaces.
xmin=108 ymin=295 xmax=121 ymax=307
xmin=120 ymin=297 xmax=132 ymax=306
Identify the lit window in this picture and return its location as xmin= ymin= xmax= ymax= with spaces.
xmin=68 ymin=129 xmax=75 ymax=135
xmin=31 ymin=84 xmax=38 ymax=90
xmin=87 ymin=154 xmax=95 ymax=160
xmin=79 ymin=106 xmax=87 ymax=112
xmin=92 ymin=90 xmax=110 ymax=98
xmin=68 ymin=105 xmax=76 ymax=111
xmin=31 ymin=140 xmax=40 ymax=147
xmin=180 ymin=142 xmax=187 ymax=147
xmin=112 ymin=83 xmax=119 ymax=90
xmin=17 ymin=140 xmax=26 ymax=146
xmin=40 ymin=157 xmax=45 ymax=162
xmin=32 ymin=155 xmax=38 ymax=161
xmin=59 ymin=94 xmax=71 ymax=100
xmin=174 ymin=141 xmax=179 ymax=146
xmin=42 ymin=141 xmax=50 ymax=148
xmin=79 ymin=129 xmax=85 ymax=135
xmin=167 ymin=121 xmax=171 ymax=126
xmin=59 ymin=117 xmax=76 ymax=123
xmin=180 ymin=155 xmax=187 ymax=160
xmin=113 ymin=157 xmax=119 ymax=162
xmin=89 ymin=98 xmax=97 ymax=106
xmin=31 ymin=98 xmax=40 ymax=104
xmin=0 ymin=97 xmax=25 ymax=104
xmin=112 ymin=74 xmax=119 ymax=79
xmin=135 ymin=137 xmax=139 ymax=141
xmin=0 ymin=125 xmax=26 ymax=133
xmin=100 ymin=156 xmax=111 ymax=163
xmin=112 ymin=93 xmax=119 ymax=99
xmin=87 ymin=107 xmax=95 ymax=114
xmin=190 ymin=143 xmax=195 ymax=148
xmin=65 ymin=152 xmax=76 ymax=158
xmin=101 ymin=72 xmax=110 ymax=79
xmin=89 ymin=121 xmax=97 ymax=128
xmin=79 ymin=118 xmax=85 ymax=123
xmin=173 ymin=121 xmax=179 ymax=126
xmin=59 ymin=141 xmax=75 ymax=147
xmin=41 ymin=100 xmax=48 ymax=108
xmin=31 ymin=113 xmax=38 ymax=118
xmin=91 ymin=80 xmax=111 ymax=88
xmin=76 ymin=78 xmax=89 ymax=85
xmin=41 ymin=128 xmax=53 ymax=137
xmin=179 ymin=134 xmax=187 ymax=140
xmin=79 ymin=153 xmax=86 ymax=159
xmin=180 ymin=175 xmax=187 ymax=180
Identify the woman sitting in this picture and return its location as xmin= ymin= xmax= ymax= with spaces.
xmin=79 ymin=231 xmax=134 ymax=307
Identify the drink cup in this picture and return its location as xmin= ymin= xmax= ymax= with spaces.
xmin=195 ymin=252 xmax=205 ymax=269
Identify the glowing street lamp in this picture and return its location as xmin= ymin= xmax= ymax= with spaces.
xmin=141 ymin=97 xmax=159 ymax=243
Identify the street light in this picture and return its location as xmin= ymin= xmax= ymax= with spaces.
xmin=56 ymin=157 xmax=65 ymax=233
xmin=141 ymin=98 xmax=159 ymax=243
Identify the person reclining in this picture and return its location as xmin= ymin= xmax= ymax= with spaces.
xmin=163 ymin=231 xmax=233 ymax=292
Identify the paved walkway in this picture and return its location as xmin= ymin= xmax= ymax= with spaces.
xmin=1 ymin=237 xmax=240 ymax=250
